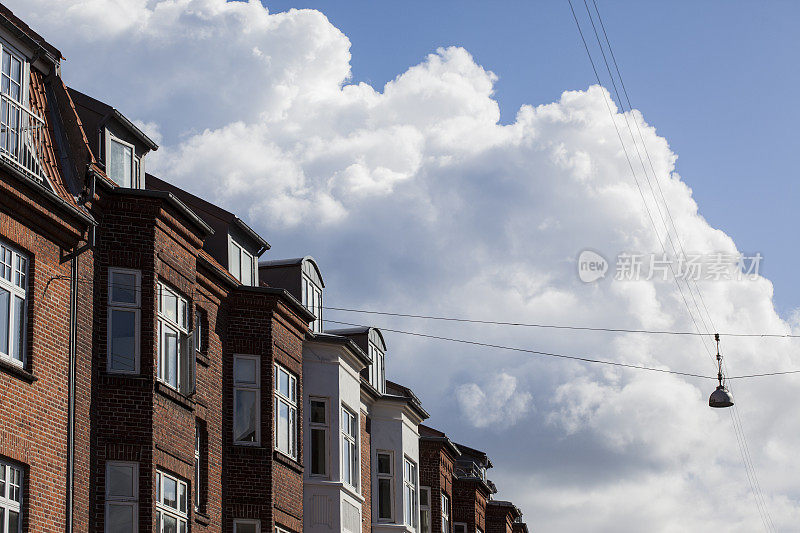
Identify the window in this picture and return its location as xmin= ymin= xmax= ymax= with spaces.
xmin=301 ymin=275 xmax=322 ymax=332
xmin=403 ymin=458 xmax=418 ymax=528
xmin=454 ymin=524 xmax=467 ymax=533
xmin=107 ymin=136 xmax=137 ymax=188
xmin=274 ymin=363 xmax=297 ymax=458
xmin=0 ymin=243 xmax=26 ymax=366
xmin=0 ymin=461 xmax=22 ymax=533
xmin=1 ymin=45 xmax=25 ymax=104
xmin=194 ymin=306 xmax=205 ymax=353
xmin=233 ymin=355 xmax=260 ymax=445
xmin=194 ymin=421 xmax=206 ymax=511
xmin=376 ymin=451 xmax=393 ymax=521
xmin=228 ymin=237 xmax=257 ymax=286
xmin=107 ymin=268 xmax=140 ymax=374
xmin=341 ymin=406 xmax=358 ymax=488
xmin=368 ymin=342 xmax=385 ymax=394
xmin=156 ymin=471 xmax=188 ymax=533
xmin=309 ymin=398 xmax=328 ymax=476
xmin=234 ymin=519 xmax=260 ymax=533
xmin=157 ymin=282 xmax=195 ymax=394
xmin=441 ymin=493 xmax=450 ymax=533
xmin=420 ymin=487 xmax=431 ymax=533
xmin=105 ymin=461 xmax=138 ymax=533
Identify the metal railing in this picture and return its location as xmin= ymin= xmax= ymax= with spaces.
xmin=0 ymin=92 xmax=47 ymax=182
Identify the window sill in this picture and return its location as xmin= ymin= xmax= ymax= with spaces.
xmin=196 ymin=350 xmax=210 ymax=367
xmin=155 ymin=381 xmax=195 ymax=411
xmin=273 ymin=449 xmax=303 ymax=474
xmin=0 ymin=358 xmax=36 ymax=383
xmin=194 ymin=510 xmax=210 ymax=526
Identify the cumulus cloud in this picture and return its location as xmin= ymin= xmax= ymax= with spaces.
xmin=13 ymin=0 xmax=800 ymax=530
xmin=456 ymin=372 xmax=533 ymax=428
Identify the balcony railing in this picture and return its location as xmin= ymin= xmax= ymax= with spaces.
xmin=0 ymin=93 xmax=47 ymax=183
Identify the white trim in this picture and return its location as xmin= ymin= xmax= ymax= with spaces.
xmin=156 ymin=470 xmax=188 ymax=532
xmin=234 ymin=354 xmax=261 ymax=446
xmin=308 ymin=396 xmax=329 ymax=478
xmin=274 ymin=363 xmax=297 ymax=458
xmin=403 ymin=456 xmax=418 ymax=529
xmin=341 ymin=404 xmax=359 ymax=491
xmin=0 ymin=242 xmax=27 ymax=367
xmin=105 ymin=132 xmax=138 ymax=188
xmin=376 ymin=450 xmax=394 ymax=522
xmin=157 ymin=281 xmax=192 ymax=393
xmin=0 ymin=460 xmax=23 ymax=533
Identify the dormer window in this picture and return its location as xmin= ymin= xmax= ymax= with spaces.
xmin=107 ymin=136 xmax=138 ymax=188
xmin=368 ymin=341 xmax=385 ymax=394
xmin=228 ymin=236 xmax=256 ymax=286
xmin=302 ymin=274 xmax=322 ymax=332
xmin=2 ymin=48 xmax=23 ymax=103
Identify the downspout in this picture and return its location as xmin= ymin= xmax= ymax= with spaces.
xmin=66 ymin=252 xmax=78 ymax=533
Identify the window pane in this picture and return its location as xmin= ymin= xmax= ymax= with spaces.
xmin=234 ymin=358 xmax=257 ymax=384
xmin=342 ymin=437 xmax=351 ymax=485
xmin=110 ymin=309 xmax=136 ymax=371
xmin=229 ymin=241 xmax=241 ymax=281
xmin=377 ymin=454 xmax=391 ymax=475
xmin=162 ymin=514 xmax=178 ymax=533
xmin=236 ymin=524 xmax=258 ymax=533
xmin=178 ymin=482 xmax=186 ymax=513
xmin=12 ymin=295 xmax=23 ymax=361
xmin=421 ymin=510 xmax=430 ymax=533
xmin=162 ymin=476 xmax=177 ymax=509
xmin=277 ymin=401 xmax=289 ymax=452
xmin=111 ymin=272 xmax=137 ymax=304
xmin=107 ymin=504 xmax=134 ymax=532
xmin=310 ymin=400 xmax=326 ymax=424
xmin=420 ymin=488 xmax=429 ymax=507
xmin=109 ymin=139 xmax=133 ymax=187
xmin=278 ymin=368 xmax=290 ymax=397
xmin=162 ymin=288 xmax=178 ymax=323
xmin=164 ymin=328 xmax=178 ymax=387
xmin=234 ymin=390 xmax=257 ymax=442
xmin=107 ymin=464 xmax=135 ymax=498
xmin=241 ymin=252 xmax=252 ymax=286
xmin=0 ymin=287 xmax=8 ymax=355
xmin=310 ymin=428 xmax=325 ymax=475
xmin=378 ymin=478 xmax=392 ymax=519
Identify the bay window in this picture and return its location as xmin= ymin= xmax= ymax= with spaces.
xmin=274 ymin=363 xmax=297 ymax=458
xmin=107 ymin=267 xmax=140 ymax=373
xmin=105 ymin=461 xmax=138 ymax=533
xmin=309 ymin=398 xmax=328 ymax=476
xmin=0 ymin=243 xmax=26 ymax=366
xmin=157 ymin=282 xmax=194 ymax=394
xmin=403 ymin=458 xmax=418 ymax=528
xmin=156 ymin=471 xmax=188 ymax=533
xmin=233 ymin=355 xmax=260 ymax=445
xmin=0 ymin=461 xmax=22 ymax=533
xmin=377 ymin=451 xmax=393 ymax=521
xmin=341 ymin=406 xmax=358 ymax=488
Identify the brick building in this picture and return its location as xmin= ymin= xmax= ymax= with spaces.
xmin=0 ymin=4 xmax=534 ymax=532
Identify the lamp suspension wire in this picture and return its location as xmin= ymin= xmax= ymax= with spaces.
xmin=568 ymin=1 xmax=775 ymax=529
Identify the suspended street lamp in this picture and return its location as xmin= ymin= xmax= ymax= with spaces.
xmin=709 ymin=333 xmax=734 ymax=408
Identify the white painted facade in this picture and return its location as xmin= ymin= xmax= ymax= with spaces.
xmin=303 ymin=335 xmax=370 ymax=533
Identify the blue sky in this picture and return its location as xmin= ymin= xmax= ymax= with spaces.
xmin=263 ymin=0 xmax=800 ymax=316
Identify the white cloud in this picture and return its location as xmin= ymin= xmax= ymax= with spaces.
xmin=456 ymin=372 xmax=533 ymax=428
xmin=13 ymin=0 xmax=800 ymax=529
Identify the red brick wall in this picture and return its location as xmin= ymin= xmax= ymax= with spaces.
xmin=453 ymin=479 xmax=489 ymax=533
xmin=485 ymin=504 xmax=514 ymax=533
xmin=419 ymin=440 xmax=455 ymax=533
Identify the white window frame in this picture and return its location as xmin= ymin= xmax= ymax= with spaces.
xmin=274 ymin=363 xmax=298 ymax=458
xmin=341 ymin=405 xmax=359 ymax=490
xmin=194 ymin=422 xmax=202 ymax=511
xmin=194 ymin=305 xmax=205 ymax=354
xmin=0 ymin=460 xmax=23 ymax=533
xmin=368 ymin=341 xmax=385 ymax=394
xmin=301 ymin=274 xmax=322 ymax=332
xmin=403 ymin=457 xmax=418 ymax=528
xmin=233 ymin=354 xmax=261 ymax=446
xmin=420 ymin=486 xmax=431 ymax=533
xmin=156 ymin=470 xmax=188 ymax=533
xmin=376 ymin=450 xmax=394 ymax=522
xmin=454 ymin=523 xmax=468 ymax=533
xmin=0 ymin=40 xmax=28 ymax=106
xmin=441 ymin=493 xmax=451 ymax=533
xmin=228 ymin=236 xmax=257 ymax=286
xmin=157 ymin=281 xmax=194 ymax=394
xmin=104 ymin=461 xmax=138 ymax=533
xmin=274 ymin=527 xmax=291 ymax=533
xmin=0 ymin=242 xmax=27 ymax=367
xmin=308 ymin=397 xmax=329 ymax=477
xmin=105 ymin=132 xmax=138 ymax=188
xmin=107 ymin=267 xmax=141 ymax=374
xmin=234 ymin=519 xmax=261 ymax=533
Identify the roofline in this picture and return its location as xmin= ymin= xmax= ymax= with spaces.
xmin=419 ymin=435 xmax=461 ymax=459
xmin=0 ymin=9 xmax=62 ymax=64
xmin=378 ymin=393 xmax=430 ymax=421
xmin=259 ymin=255 xmax=324 ymax=288
xmin=108 ymin=109 xmax=159 ymax=151
xmin=237 ymin=285 xmax=317 ymax=322
xmin=305 ymin=331 xmax=371 ymax=368
xmin=103 ymin=185 xmax=213 ymax=237
xmin=234 ymin=216 xmax=270 ymax=254
xmin=487 ymin=500 xmax=522 ymax=519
